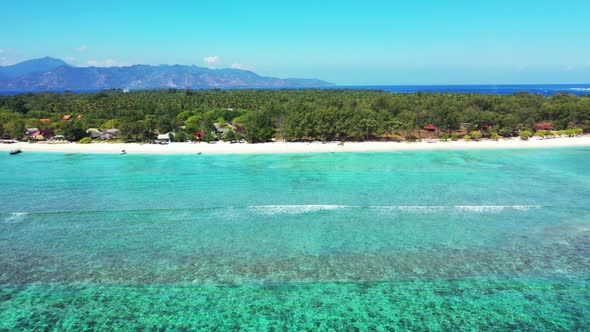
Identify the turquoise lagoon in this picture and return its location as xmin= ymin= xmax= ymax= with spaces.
xmin=1 ymin=148 xmax=589 ymax=330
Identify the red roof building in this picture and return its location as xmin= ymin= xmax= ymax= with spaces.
xmin=31 ymin=129 xmax=55 ymax=140
xmin=62 ymin=115 xmax=73 ymax=121
xmin=40 ymin=118 xmax=51 ymax=123
xmin=424 ymin=124 xmax=437 ymax=131
xmin=534 ymin=123 xmax=553 ymax=130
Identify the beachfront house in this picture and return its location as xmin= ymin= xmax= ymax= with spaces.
xmin=53 ymin=135 xmax=66 ymax=141
xmin=213 ymin=123 xmax=231 ymax=135
xmin=31 ymin=131 xmax=45 ymax=140
xmin=87 ymin=128 xmax=104 ymax=139
xmin=156 ymin=132 xmax=175 ymax=143
xmin=31 ymin=129 xmax=55 ymax=141
xmin=213 ymin=123 xmax=238 ymax=140
xmin=425 ymin=124 xmax=437 ymax=132
xmin=106 ymin=129 xmax=120 ymax=136
xmin=534 ymin=123 xmax=553 ymax=131
xmin=26 ymin=128 xmax=40 ymax=136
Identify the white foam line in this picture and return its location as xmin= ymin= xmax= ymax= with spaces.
xmin=247 ymin=205 xmax=542 ymax=215
xmin=372 ymin=206 xmax=446 ymax=212
xmin=248 ymin=205 xmax=350 ymax=215
xmin=3 ymin=212 xmax=28 ymax=223
xmin=455 ymin=205 xmax=541 ymax=212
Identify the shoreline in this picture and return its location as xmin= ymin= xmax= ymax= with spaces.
xmin=1 ymin=136 xmax=590 ymax=155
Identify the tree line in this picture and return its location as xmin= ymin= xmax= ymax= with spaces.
xmin=0 ymin=89 xmax=589 ymax=143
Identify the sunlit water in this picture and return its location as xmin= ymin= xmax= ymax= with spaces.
xmin=1 ymin=148 xmax=589 ymax=330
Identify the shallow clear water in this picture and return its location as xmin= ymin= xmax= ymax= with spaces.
xmin=1 ymin=148 xmax=589 ymax=330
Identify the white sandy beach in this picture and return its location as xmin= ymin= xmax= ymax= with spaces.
xmin=2 ymin=136 xmax=590 ymax=155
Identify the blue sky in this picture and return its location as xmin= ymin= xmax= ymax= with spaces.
xmin=1 ymin=0 xmax=589 ymax=85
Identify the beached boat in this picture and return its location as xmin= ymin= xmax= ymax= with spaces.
xmin=9 ymin=149 xmax=22 ymax=155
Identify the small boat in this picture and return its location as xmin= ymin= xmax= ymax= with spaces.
xmin=9 ymin=149 xmax=22 ymax=155
xmin=120 ymin=150 xmax=127 ymax=155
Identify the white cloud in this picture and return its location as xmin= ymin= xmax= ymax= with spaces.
xmin=203 ymin=55 xmax=220 ymax=67
xmin=65 ymin=56 xmax=76 ymax=63
xmin=0 ymin=48 xmax=17 ymax=65
xmin=87 ymin=59 xmax=125 ymax=67
xmin=75 ymin=45 xmax=87 ymax=52
xmin=587 ymin=59 xmax=590 ymax=65
xmin=231 ymin=63 xmax=254 ymax=70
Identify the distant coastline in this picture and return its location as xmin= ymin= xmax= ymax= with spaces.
xmin=2 ymin=136 xmax=589 ymax=155
xmin=1 ymin=84 xmax=590 ymax=96
xmin=341 ymin=84 xmax=590 ymax=96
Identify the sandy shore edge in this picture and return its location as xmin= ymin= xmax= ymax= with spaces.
xmin=1 ymin=136 xmax=590 ymax=155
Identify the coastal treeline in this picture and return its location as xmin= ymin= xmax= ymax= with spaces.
xmin=1 ymin=89 xmax=589 ymax=143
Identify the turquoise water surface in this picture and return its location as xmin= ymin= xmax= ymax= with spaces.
xmin=1 ymin=148 xmax=589 ymax=330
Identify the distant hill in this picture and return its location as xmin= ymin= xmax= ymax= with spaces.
xmin=0 ymin=57 xmax=334 ymax=92
xmin=0 ymin=57 xmax=71 ymax=79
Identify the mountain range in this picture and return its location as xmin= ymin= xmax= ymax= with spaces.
xmin=0 ymin=57 xmax=334 ymax=92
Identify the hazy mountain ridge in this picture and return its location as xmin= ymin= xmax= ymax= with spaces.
xmin=0 ymin=57 xmax=72 ymax=79
xmin=0 ymin=57 xmax=333 ymax=91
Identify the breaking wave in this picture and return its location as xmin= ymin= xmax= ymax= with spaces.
xmin=3 ymin=212 xmax=28 ymax=223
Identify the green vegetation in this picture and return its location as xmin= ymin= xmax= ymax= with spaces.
xmin=223 ymin=129 xmax=242 ymax=143
xmin=78 ymin=137 xmax=92 ymax=144
xmin=469 ymin=131 xmax=482 ymax=140
xmin=520 ymin=130 xmax=532 ymax=140
xmin=203 ymin=130 xmax=219 ymax=143
xmin=556 ymin=128 xmax=584 ymax=137
xmin=0 ymin=89 xmax=589 ymax=142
